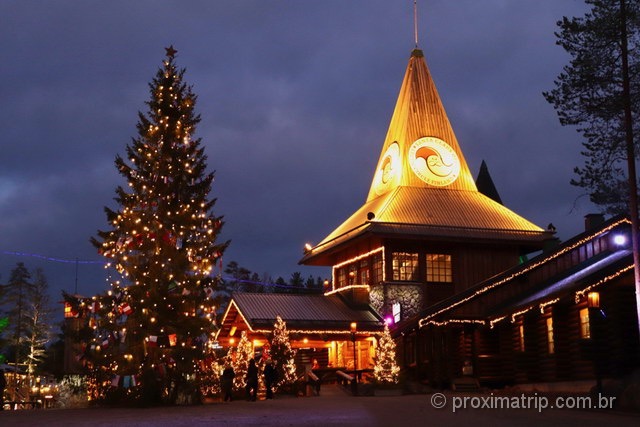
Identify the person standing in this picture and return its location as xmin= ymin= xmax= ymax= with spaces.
xmin=263 ymin=359 xmax=277 ymax=399
xmin=221 ymin=363 xmax=235 ymax=402
xmin=245 ymin=359 xmax=258 ymax=401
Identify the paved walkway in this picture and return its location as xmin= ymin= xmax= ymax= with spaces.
xmin=1 ymin=385 xmax=639 ymax=426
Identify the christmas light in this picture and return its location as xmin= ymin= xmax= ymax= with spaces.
xmin=419 ymin=218 xmax=630 ymax=328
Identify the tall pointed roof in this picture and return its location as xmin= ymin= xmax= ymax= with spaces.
xmin=301 ymin=49 xmax=550 ymax=265
xmin=367 ymin=49 xmax=477 ymax=200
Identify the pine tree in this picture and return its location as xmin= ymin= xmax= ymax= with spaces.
xmin=269 ymin=316 xmax=297 ymax=390
xmin=89 ymin=46 xmax=229 ymax=404
xmin=1 ymin=262 xmax=34 ymax=369
xmin=373 ymin=324 xmax=400 ymax=385
xmin=231 ymin=331 xmax=253 ymax=390
xmin=198 ymin=355 xmax=221 ymax=397
xmin=24 ymin=268 xmax=54 ymax=376
xmin=543 ymin=0 xmax=640 ymax=214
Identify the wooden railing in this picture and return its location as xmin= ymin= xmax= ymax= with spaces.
xmin=336 ymin=370 xmax=357 ymax=395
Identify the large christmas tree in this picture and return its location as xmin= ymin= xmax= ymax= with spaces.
xmin=89 ymin=46 xmax=229 ymax=404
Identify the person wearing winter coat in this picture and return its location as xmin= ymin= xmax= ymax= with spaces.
xmin=263 ymin=359 xmax=277 ymax=399
xmin=245 ymin=359 xmax=259 ymax=401
xmin=221 ymin=364 xmax=235 ymax=402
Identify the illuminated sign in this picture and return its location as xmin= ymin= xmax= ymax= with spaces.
xmin=373 ymin=142 xmax=401 ymax=196
xmin=409 ymin=136 xmax=460 ymax=186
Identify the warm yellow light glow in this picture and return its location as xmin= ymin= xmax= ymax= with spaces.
xmin=587 ymin=291 xmax=600 ymax=308
xmin=229 ymin=326 xmax=237 ymax=336
xmin=409 ymin=136 xmax=460 ymax=187
xmin=324 ymin=284 xmax=370 ymax=296
xmin=373 ymin=142 xmax=401 ymax=196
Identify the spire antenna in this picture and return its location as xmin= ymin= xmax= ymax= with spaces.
xmin=413 ymin=0 xmax=419 ymax=48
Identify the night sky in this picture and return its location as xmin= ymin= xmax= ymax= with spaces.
xmin=1 ymin=1 xmax=596 ymax=300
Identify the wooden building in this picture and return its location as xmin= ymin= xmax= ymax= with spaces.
xmin=215 ymin=293 xmax=383 ymax=370
xmin=397 ymin=215 xmax=639 ymax=388
xmin=300 ymin=47 xmax=553 ymax=332
xmin=299 ymin=46 xmax=640 ymax=389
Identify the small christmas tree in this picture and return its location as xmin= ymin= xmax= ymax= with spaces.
xmin=373 ymin=324 xmax=400 ymax=385
xmin=231 ymin=331 xmax=253 ymax=390
xmin=198 ymin=354 xmax=221 ymax=397
xmin=88 ymin=45 xmax=229 ymax=404
xmin=269 ymin=316 xmax=297 ymax=390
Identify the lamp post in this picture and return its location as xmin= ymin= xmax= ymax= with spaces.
xmin=587 ymin=291 xmax=602 ymax=395
xmin=350 ymin=322 xmax=358 ymax=395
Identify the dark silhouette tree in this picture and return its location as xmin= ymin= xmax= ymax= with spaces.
xmin=544 ymin=0 xmax=640 ymax=334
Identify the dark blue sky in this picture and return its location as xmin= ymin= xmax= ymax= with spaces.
xmin=1 ymin=1 xmax=595 ymax=300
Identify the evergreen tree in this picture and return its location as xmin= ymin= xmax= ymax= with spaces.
xmin=1 ymin=262 xmax=34 ymax=367
xmin=543 ymin=0 xmax=640 ymax=214
xmin=373 ymin=324 xmax=400 ymax=385
xmin=545 ymin=0 xmax=640 ymax=334
xmin=231 ymin=331 xmax=253 ymax=390
xmin=198 ymin=355 xmax=221 ymax=397
xmin=89 ymin=46 xmax=229 ymax=404
xmin=269 ymin=316 xmax=296 ymax=390
xmin=24 ymin=268 xmax=54 ymax=375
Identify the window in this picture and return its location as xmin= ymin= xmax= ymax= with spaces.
xmin=359 ymin=259 xmax=369 ymax=285
xmin=372 ymin=253 xmax=383 ymax=284
xmin=392 ymin=252 xmax=419 ymax=281
xmin=546 ymin=317 xmax=555 ymax=354
xmin=337 ymin=268 xmax=347 ymax=288
xmin=580 ymin=308 xmax=591 ymax=339
xmin=426 ymin=253 xmax=452 ymax=282
xmin=392 ymin=302 xmax=401 ymax=323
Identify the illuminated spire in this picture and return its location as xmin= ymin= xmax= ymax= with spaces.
xmin=366 ymin=48 xmax=478 ymax=202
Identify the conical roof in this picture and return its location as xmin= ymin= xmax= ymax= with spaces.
xmin=301 ymin=49 xmax=549 ymax=265
xmin=367 ymin=49 xmax=477 ymax=200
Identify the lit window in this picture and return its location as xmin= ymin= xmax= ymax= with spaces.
xmin=372 ymin=253 xmax=383 ymax=284
xmin=546 ymin=317 xmax=555 ymax=355
xmin=337 ymin=268 xmax=347 ymax=287
xmin=426 ymin=254 xmax=452 ymax=283
xmin=579 ymin=308 xmax=591 ymax=339
xmin=392 ymin=252 xmax=419 ymax=281
xmin=518 ymin=324 xmax=525 ymax=352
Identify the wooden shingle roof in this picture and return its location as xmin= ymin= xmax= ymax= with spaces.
xmin=217 ymin=293 xmax=383 ymax=338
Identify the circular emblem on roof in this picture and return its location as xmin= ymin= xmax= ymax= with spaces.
xmin=373 ymin=142 xmax=401 ymax=196
xmin=408 ymin=136 xmax=460 ymax=187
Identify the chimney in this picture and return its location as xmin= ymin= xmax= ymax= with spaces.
xmin=584 ymin=213 xmax=605 ymax=231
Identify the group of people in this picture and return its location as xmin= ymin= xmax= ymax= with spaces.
xmin=221 ymin=358 xmax=277 ymax=402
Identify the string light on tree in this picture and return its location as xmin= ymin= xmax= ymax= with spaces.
xmin=373 ymin=324 xmax=400 ymax=385
xmin=84 ymin=45 xmax=229 ymax=404
xmin=269 ymin=316 xmax=297 ymax=390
